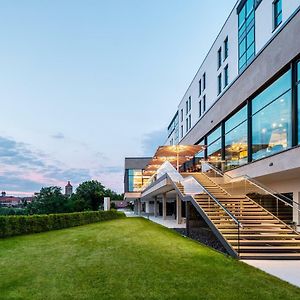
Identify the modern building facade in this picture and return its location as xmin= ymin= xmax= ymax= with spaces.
xmin=124 ymin=0 xmax=300 ymax=259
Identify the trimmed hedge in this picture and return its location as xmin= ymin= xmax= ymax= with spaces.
xmin=0 ymin=210 xmax=125 ymax=238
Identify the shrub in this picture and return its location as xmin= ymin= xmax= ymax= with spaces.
xmin=0 ymin=210 xmax=125 ymax=238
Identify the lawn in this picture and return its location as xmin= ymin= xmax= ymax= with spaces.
xmin=0 ymin=218 xmax=299 ymax=300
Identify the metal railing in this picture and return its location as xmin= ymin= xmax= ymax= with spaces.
xmin=201 ymin=161 xmax=300 ymax=225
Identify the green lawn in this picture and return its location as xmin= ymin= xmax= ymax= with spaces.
xmin=0 ymin=218 xmax=299 ymax=300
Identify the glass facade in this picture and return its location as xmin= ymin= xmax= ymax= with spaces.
xmin=128 ymin=169 xmax=143 ymax=192
xmin=274 ymin=0 xmax=282 ymax=29
xmin=298 ymin=62 xmax=300 ymax=144
xmin=225 ymin=106 xmax=248 ymax=169
xmin=238 ymin=0 xmax=255 ymax=71
xmin=207 ymin=126 xmax=222 ymax=161
xmin=252 ymin=70 xmax=292 ymax=160
xmin=197 ymin=64 xmax=299 ymax=169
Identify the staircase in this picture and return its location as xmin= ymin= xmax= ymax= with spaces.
xmin=182 ymin=172 xmax=300 ymax=260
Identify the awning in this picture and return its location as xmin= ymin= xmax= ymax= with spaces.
xmin=143 ymin=145 xmax=205 ymax=175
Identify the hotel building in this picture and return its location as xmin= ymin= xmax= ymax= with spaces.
xmin=124 ymin=0 xmax=300 ymax=259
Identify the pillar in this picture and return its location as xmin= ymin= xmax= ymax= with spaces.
xmin=162 ymin=193 xmax=167 ymax=220
xmin=154 ymin=197 xmax=158 ymax=217
xmin=137 ymin=199 xmax=142 ymax=216
xmin=176 ymin=195 xmax=182 ymax=224
xmin=293 ymin=191 xmax=300 ymax=228
xmin=186 ymin=201 xmax=190 ymax=237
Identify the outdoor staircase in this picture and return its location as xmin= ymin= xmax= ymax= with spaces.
xmin=181 ymin=172 xmax=300 ymax=260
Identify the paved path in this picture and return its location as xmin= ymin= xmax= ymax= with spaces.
xmin=243 ymin=260 xmax=300 ymax=288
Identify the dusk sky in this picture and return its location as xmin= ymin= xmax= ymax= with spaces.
xmin=0 ymin=0 xmax=236 ymax=195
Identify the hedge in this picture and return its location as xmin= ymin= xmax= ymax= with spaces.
xmin=0 ymin=210 xmax=125 ymax=238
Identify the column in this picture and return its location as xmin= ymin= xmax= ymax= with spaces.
xmin=137 ymin=199 xmax=141 ymax=216
xmin=186 ymin=201 xmax=190 ymax=237
xmin=293 ymin=191 xmax=300 ymax=229
xmin=154 ymin=197 xmax=158 ymax=217
xmin=162 ymin=193 xmax=167 ymax=220
xmin=176 ymin=195 xmax=182 ymax=224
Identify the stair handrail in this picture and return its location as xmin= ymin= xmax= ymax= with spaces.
xmin=202 ymin=161 xmax=300 ymax=212
xmin=192 ymin=178 xmax=243 ymax=229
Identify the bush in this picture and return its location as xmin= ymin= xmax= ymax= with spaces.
xmin=0 ymin=210 xmax=125 ymax=238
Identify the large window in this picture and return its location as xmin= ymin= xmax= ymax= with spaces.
xmin=298 ymin=61 xmax=300 ymax=144
xmin=225 ymin=106 xmax=248 ymax=169
xmin=128 ymin=169 xmax=143 ymax=192
xmin=252 ymin=70 xmax=292 ymax=160
xmin=273 ymin=0 xmax=282 ymax=29
xmin=207 ymin=126 xmax=222 ymax=161
xmin=238 ymin=0 xmax=255 ymax=71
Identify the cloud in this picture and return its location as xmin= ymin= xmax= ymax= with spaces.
xmin=0 ymin=136 xmax=92 ymax=195
xmin=51 ymin=132 xmax=65 ymax=140
xmin=141 ymin=128 xmax=166 ymax=156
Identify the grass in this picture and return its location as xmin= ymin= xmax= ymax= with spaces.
xmin=0 ymin=218 xmax=299 ymax=300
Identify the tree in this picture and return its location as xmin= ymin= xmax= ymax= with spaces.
xmin=104 ymin=188 xmax=124 ymax=200
xmin=75 ymin=180 xmax=106 ymax=211
xmin=26 ymin=186 xmax=68 ymax=214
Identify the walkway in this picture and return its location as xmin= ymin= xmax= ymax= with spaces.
xmin=141 ymin=214 xmax=186 ymax=229
xmin=243 ymin=260 xmax=300 ymax=288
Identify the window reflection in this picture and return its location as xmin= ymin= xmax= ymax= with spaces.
xmin=298 ymin=62 xmax=300 ymax=144
xmin=128 ymin=169 xmax=144 ymax=192
xmin=252 ymin=90 xmax=292 ymax=160
xmin=207 ymin=126 xmax=222 ymax=162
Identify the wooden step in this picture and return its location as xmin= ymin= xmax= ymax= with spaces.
xmin=228 ymin=239 xmax=300 ymax=245
xmin=239 ymin=253 xmax=300 ymax=259
xmin=234 ymin=246 xmax=300 ymax=251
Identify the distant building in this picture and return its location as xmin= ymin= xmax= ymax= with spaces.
xmin=0 ymin=195 xmax=22 ymax=207
xmin=65 ymin=181 xmax=73 ymax=197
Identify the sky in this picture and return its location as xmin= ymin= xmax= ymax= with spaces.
xmin=0 ymin=0 xmax=237 ymax=195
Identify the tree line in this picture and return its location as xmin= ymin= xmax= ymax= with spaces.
xmin=0 ymin=180 xmax=124 ymax=215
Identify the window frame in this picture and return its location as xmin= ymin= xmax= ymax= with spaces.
xmin=273 ymin=0 xmax=282 ymax=30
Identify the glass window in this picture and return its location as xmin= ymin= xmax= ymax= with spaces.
xmin=252 ymin=70 xmax=292 ymax=161
xmin=225 ymin=121 xmax=248 ymax=169
xmin=199 ymin=79 xmax=202 ymax=96
xmin=203 ymin=73 xmax=206 ymax=90
xmin=189 ymin=96 xmax=192 ymax=111
xmin=195 ymin=139 xmax=206 ymax=160
xmin=203 ymin=95 xmax=206 ymax=112
xmin=252 ymin=70 xmax=291 ymax=114
xmin=207 ymin=126 xmax=221 ymax=145
xmin=218 ymin=73 xmax=222 ymax=94
xmin=199 ymin=100 xmax=202 ymax=117
xmin=186 ymin=118 xmax=188 ymax=132
xmin=128 ymin=169 xmax=143 ymax=192
xmin=298 ymin=62 xmax=300 ymax=144
xmin=181 ymin=125 xmax=183 ymax=138
xmin=224 ymin=65 xmax=229 ymax=87
xmin=181 ymin=109 xmax=183 ymax=122
xmin=238 ymin=0 xmax=255 ymax=72
xmin=207 ymin=138 xmax=222 ymax=162
xmin=225 ymin=106 xmax=247 ymax=134
xmin=189 ymin=114 xmax=191 ymax=129
xmin=218 ymin=47 xmax=222 ymax=69
xmin=185 ymin=101 xmax=188 ymax=115
xmin=225 ymin=106 xmax=248 ymax=169
xmin=224 ymin=37 xmax=228 ymax=59
xmin=274 ymin=0 xmax=282 ymax=29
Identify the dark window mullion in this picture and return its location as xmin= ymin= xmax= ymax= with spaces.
xmin=292 ymin=61 xmax=298 ymax=146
